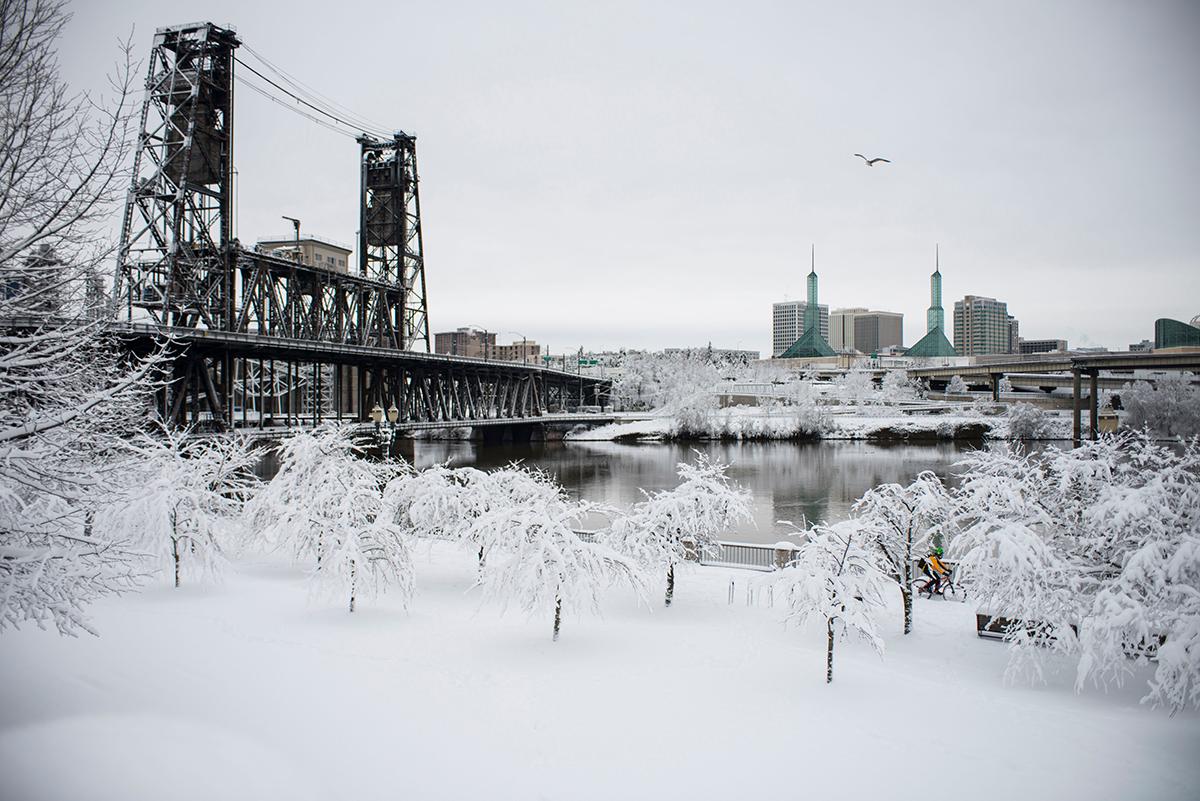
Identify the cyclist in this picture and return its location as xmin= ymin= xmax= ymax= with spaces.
xmin=920 ymin=546 xmax=951 ymax=596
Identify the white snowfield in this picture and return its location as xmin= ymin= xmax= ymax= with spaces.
xmin=2 ymin=541 xmax=1196 ymax=801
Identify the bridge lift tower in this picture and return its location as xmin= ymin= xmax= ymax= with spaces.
xmin=358 ymin=134 xmax=430 ymax=352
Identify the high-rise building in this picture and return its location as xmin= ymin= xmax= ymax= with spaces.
xmin=772 ymin=300 xmax=829 ymax=356
xmin=853 ymin=311 xmax=904 ymax=354
xmin=830 ymin=307 xmax=867 ymax=351
xmin=907 ymin=250 xmax=957 ymax=358
xmin=953 ymin=295 xmax=1019 ymax=355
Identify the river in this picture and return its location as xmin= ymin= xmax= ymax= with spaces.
xmin=401 ymin=439 xmax=1042 ymax=545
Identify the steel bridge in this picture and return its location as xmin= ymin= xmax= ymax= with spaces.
xmin=111 ymin=22 xmax=609 ymax=431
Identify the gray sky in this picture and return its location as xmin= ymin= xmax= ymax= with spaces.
xmin=62 ymin=1 xmax=1199 ymax=355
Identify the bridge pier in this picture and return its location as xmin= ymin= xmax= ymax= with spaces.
xmin=990 ymin=373 xmax=1001 ymax=402
xmin=1072 ymin=370 xmax=1082 ymax=447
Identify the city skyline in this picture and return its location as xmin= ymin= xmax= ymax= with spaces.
xmin=58 ymin=1 xmax=1200 ymax=355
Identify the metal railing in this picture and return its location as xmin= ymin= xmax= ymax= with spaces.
xmin=574 ymin=531 xmax=790 ymax=572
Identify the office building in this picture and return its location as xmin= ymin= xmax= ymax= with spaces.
xmin=1019 ymin=338 xmax=1068 ymax=354
xmin=953 ymin=295 xmax=1019 ymax=356
xmin=434 ymin=327 xmax=496 ymax=359
xmin=829 ymin=308 xmax=867 ymax=351
xmin=256 ymin=236 xmax=351 ymax=273
xmin=852 ymin=311 xmax=903 ymax=355
xmin=494 ymin=340 xmax=541 ymax=363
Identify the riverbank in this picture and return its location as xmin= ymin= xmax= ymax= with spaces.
xmin=2 ymin=540 xmax=1194 ymax=801
xmin=566 ymin=406 xmax=1074 ymax=442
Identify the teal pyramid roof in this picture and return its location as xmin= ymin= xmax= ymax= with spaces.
xmin=907 ymin=327 xmax=957 ymax=358
xmin=778 ymin=327 xmax=836 ymax=359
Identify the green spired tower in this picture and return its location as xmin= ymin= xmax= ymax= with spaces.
xmin=926 ymin=245 xmax=945 ymax=334
xmin=804 ymin=245 xmax=820 ymax=334
xmin=907 ymin=245 xmax=957 ymax=358
xmin=779 ymin=245 xmax=835 ymax=359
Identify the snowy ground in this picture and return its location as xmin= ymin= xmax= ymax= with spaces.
xmin=2 ymin=541 xmax=1196 ymax=801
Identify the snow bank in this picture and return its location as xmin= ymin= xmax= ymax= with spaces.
xmin=2 ymin=543 xmax=1196 ymax=801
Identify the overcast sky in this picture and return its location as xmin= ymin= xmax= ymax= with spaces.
xmin=61 ymin=1 xmax=1199 ymax=355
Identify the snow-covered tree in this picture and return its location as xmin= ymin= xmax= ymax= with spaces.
xmin=950 ymin=434 xmax=1200 ymax=711
xmin=107 ymin=429 xmax=258 ymax=587
xmin=774 ymin=521 xmax=889 ymax=683
xmin=0 ymin=1 xmax=163 ymax=636
xmin=1006 ymin=402 xmax=1056 ymax=440
xmin=607 ymin=453 xmax=752 ymax=606
xmin=246 ymin=424 xmax=413 ymax=611
xmin=612 ymin=350 xmax=721 ymax=411
xmin=471 ymin=467 xmax=644 ymax=640
xmin=1122 ymin=373 xmax=1200 ymax=439
xmin=853 ymin=471 xmax=953 ymax=634
xmin=999 ymin=377 xmax=1013 ymax=394
xmin=946 ymin=375 xmax=969 ymax=395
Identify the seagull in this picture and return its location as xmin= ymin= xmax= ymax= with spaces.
xmin=854 ymin=153 xmax=891 ymax=167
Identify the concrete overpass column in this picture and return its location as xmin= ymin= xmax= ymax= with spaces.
xmin=1080 ymin=366 xmax=1089 ymax=448
xmin=991 ymin=374 xmax=1001 ymax=402
xmin=1089 ymin=371 xmax=1099 ymax=441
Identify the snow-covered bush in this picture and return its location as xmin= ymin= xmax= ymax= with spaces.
xmin=607 ymin=453 xmax=752 ymax=606
xmin=774 ymin=521 xmax=889 ymax=683
xmin=471 ymin=466 xmax=644 ymax=640
xmin=667 ymin=395 xmax=831 ymax=441
xmin=999 ymin=377 xmax=1013 ymax=394
xmin=833 ymin=371 xmax=876 ymax=405
xmin=950 ymin=434 xmax=1200 ymax=712
xmin=1122 ymin=373 xmax=1200 ymax=438
xmin=108 ymin=429 xmax=258 ymax=587
xmin=853 ymin=472 xmax=953 ymax=634
xmin=946 ymin=375 xmax=969 ymax=395
xmin=880 ymin=370 xmax=920 ymax=403
xmin=1006 ymin=402 xmax=1056 ymax=440
xmin=245 ymin=424 xmax=413 ymax=611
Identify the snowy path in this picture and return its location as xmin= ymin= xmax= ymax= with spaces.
xmin=2 ymin=541 xmax=1196 ymax=801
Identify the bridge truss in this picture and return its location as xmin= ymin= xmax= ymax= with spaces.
xmin=113 ymin=22 xmax=607 ymax=430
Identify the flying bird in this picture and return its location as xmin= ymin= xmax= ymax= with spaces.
xmin=854 ymin=153 xmax=891 ymax=167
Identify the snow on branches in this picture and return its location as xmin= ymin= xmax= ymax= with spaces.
xmin=1121 ymin=372 xmax=1200 ymax=439
xmin=0 ymin=1 xmax=163 ymax=636
xmin=607 ymin=452 xmax=753 ymax=606
xmin=470 ymin=465 xmax=644 ymax=640
xmin=950 ymin=434 xmax=1200 ymax=712
xmin=106 ymin=428 xmax=258 ymax=587
xmin=774 ymin=520 xmax=890 ymax=683
xmin=245 ymin=425 xmax=413 ymax=612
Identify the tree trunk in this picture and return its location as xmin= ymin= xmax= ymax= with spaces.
xmin=665 ymin=563 xmax=675 ymax=607
xmin=826 ymin=618 xmax=835 ymax=684
xmin=902 ymin=586 xmax=913 ymax=635
xmin=172 ymin=537 xmax=181 ymax=588
xmin=478 ymin=546 xmax=485 ymax=569
xmin=553 ymin=594 xmax=562 ymax=642
xmin=349 ymin=560 xmax=356 ymax=613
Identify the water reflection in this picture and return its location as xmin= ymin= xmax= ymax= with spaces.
xmin=409 ymin=440 xmax=993 ymax=545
